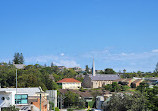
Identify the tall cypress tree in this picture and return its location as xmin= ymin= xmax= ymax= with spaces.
xmin=19 ymin=53 xmax=24 ymax=64
xmin=13 ymin=52 xmax=24 ymax=64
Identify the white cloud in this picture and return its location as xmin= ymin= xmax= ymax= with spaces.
xmin=81 ymin=49 xmax=158 ymax=72
xmin=152 ymin=49 xmax=158 ymax=53
xmin=82 ymin=49 xmax=109 ymax=58
xmin=54 ymin=60 xmax=80 ymax=67
xmin=60 ymin=53 xmax=65 ymax=56
xmin=25 ymin=55 xmax=80 ymax=68
xmin=25 ymin=55 xmax=59 ymax=63
xmin=121 ymin=53 xmax=127 ymax=56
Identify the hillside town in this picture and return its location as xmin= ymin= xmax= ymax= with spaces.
xmin=0 ymin=54 xmax=158 ymax=111
xmin=1 ymin=1 xmax=158 ymax=111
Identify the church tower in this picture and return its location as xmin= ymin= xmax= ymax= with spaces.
xmin=92 ymin=58 xmax=96 ymax=76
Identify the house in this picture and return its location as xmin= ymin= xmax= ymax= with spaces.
xmin=57 ymin=78 xmax=81 ymax=89
xmin=131 ymin=79 xmax=143 ymax=88
xmin=82 ymin=59 xmax=120 ymax=88
xmin=0 ymin=87 xmax=49 ymax=111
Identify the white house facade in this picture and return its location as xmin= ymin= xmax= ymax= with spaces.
xmin=57 ymin=78 xmax=81 ymax=89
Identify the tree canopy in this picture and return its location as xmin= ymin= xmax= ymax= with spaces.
xmin=0 ymin=62 xmax=79 ymax=91
xmin=63 ymin=91 xmax=85 ymax=108
xmin=105 ymin=92 xmax=147 ymax=111
xmin=104 ymin=68 xmax=116 ymax=74
xmin=13 ymin=52 xmax=24 ymax=64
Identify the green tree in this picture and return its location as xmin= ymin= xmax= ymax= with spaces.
xmin=63 ymin=69 xmax=77 ymax=78
xmin=63 ymin=91 xmax=85 ymax=108
xmin=106 ymin=92 xmax=147 ymax=111
xmin=13 ymin=52 xmax=24 ymax=64
xmin=104 ymin=82 xmax=121 ymax=92
xmin=64 ymin=91 xmax=79 ymax=108
xmin=123 ymin=69 xmax=126 ymax=73
xmin=145 ymin=86 xmax=158 ymax=111
xmin=55 ymin=107 xmax=59 ymax=111
xmin=104 ymin=68 xmax=116 ymax=74
xmin=121 ymin=85 xmax=129 ymax=91
xmin=137 ymin=85 xmax=158 ymax=111
xmin=85 ymin=65 xmax=89 ymax=73
xmin=136 ymin=82 xmax=149 ymax=93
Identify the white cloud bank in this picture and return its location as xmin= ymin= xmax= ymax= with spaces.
xmin=25 ymin=55 xmax=80 ymax=68
xmin=1 ymin=48 xmax=158 ymax=72
xmin=152 ymin=49 xmax=158 ymax=53
xmin=82 ymin=49 xmax=158 ymax=72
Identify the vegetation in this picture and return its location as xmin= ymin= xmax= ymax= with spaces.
xmin=63 ymin=91 xmax=85 ymax=108
xmin=85 ymin=65 xmax=90 ymax=73
xmin=106 ymin=84 xmax=158 ymax=111
xmin=2 ymin=105 xmax=19 ymax=111
xmin=0 ymin=62 xmax=79 ymax=91
xmin=98 ymin=68 xmax=116 ymax=74
xmin=104 ymin=82 xmax=129 ymax=92
xmin=137 ymin=83 xmax=158 ymax=111
xmin=106 ymin=92 xmax=147 ymax=111
xmin=13 ymin=52 xmax=24 ymax=64
xmin=104 ymin=68 xmax=116 ymax=74
xmin=55 ymin=107 xmax=60 ymax=111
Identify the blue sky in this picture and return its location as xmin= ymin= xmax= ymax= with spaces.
xmin=0 ymin=0 xmax=158 ymax=72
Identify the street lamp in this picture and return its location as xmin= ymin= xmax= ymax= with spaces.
xmin=36 ymin=91 xmax=45 ymax=111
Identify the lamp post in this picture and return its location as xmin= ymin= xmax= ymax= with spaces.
xmin=36 ymin=91 xmax=45 ymax=111
xmin=36 ymin=89 xmax=49 ymax=111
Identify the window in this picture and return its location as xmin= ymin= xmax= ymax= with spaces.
xmin=15 ymin=94 xmax=28 ymax=104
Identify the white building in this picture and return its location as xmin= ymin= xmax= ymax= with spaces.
xmin=0 ymin=87 xmax=48 ymax=111
xmin=46 ymin=90 xmax=57 ymax=107
xmin=57 ymin=78 xmax=81 ymax=89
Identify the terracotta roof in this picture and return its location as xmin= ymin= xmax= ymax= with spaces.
xmin=57 ymin=78 xmax=81 ymax=83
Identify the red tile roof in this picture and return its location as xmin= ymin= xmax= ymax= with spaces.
xmin=57 ymin=78 xmax=81 ymax=83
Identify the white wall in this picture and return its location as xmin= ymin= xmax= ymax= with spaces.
xmin=62 ymin=83 xmax=81 ymax=89
xmin=0 ymin=91 xmax=16 ymax=108
xmin=46 ymin=90 xmax=57 ymax=107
